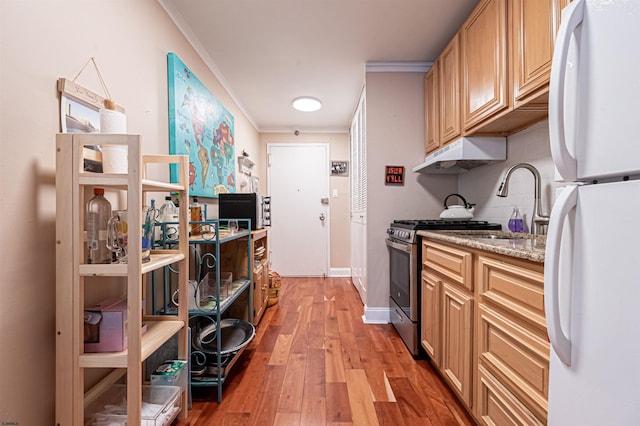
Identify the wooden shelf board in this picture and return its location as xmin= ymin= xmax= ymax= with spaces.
xmin=79 ymin=320 xmax=184 ymax=368
xmin=79 ymin=253 xmax=185 ymax=277
xmin=77 ymin=174 xmax=185 ymax=192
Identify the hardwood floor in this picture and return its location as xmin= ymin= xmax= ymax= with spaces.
xmin=176 ymin=277 xmax=476 ymax=425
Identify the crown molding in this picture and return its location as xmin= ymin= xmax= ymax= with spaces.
xmin=158 ymin=0 xmax=259 ymax=131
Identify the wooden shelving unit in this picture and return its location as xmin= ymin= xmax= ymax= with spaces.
xmin=55 ymin=133 xmax=190 ymax=424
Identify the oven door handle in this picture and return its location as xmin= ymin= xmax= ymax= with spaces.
xmin=386 ymin=238 xmax=413 ymax=253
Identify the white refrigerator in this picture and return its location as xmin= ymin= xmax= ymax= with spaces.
xmin=546 ymin=0 xmax=640 ymax=424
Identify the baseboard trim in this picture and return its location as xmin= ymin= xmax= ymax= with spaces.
xmin=362 ymin=306 xmax=390 ymax=324
xmin=329 ymin=267 xmax=351 ymax=277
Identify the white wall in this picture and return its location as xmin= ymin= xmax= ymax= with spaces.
xmin=459 ymin=120 xmax=558 ymax=230
xmin=0 ymin=1 xmax=259 ymax=423
xmin=364 ymin=72 xmax=458 ymax=310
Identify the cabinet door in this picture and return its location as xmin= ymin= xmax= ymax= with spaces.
xmin=462 ymin=0 xmax=509 ymax=131
xmin=253 ymin=264 xmax=265 ymax=324
xmin=439 ymin=34 xmax=462 ymax=144
xmin=441 ymin=282 xmax=474 ymax=406
xmin=421 ymin=271 xmax=440 ymax=365
xmin=511 ymin=0 xmax=556 ymax=106
xmin=424 ymin=63 xmax=439 ymax=154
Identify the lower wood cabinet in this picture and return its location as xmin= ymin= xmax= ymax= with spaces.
xmin=476 ymin=254 xmax=548 ymax=424
xmin=420 ymin=238 xmax=548 ymax=425
xmin=477 ymin=364 xmax=544 ymax=426
xmin=441 ymin=282 xmax=474 ymax=407
xmin=420 ymin=270 xmax=440 ymax=366
xmin=251 ymin=229 xmax=270 ymax=325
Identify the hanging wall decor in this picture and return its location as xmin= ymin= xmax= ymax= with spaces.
xmin=167 ymin=52 xmax=236 ymax=197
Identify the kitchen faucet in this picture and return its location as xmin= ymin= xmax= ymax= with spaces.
xmin=496 ymin=163 xmax=550 ymax=236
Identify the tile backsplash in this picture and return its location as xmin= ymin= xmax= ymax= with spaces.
xmin=458 ymin=119 xmax=559 ymax=232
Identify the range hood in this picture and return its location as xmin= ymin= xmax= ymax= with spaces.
xmin=412 ymin=136 xmax=506 ymax=174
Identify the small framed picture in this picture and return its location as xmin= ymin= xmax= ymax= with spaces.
xmin=331 ymin=161 xmax=349 ymax=176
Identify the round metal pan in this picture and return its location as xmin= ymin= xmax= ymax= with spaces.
xmin=193 ymin=318 xmax=256 ymax=355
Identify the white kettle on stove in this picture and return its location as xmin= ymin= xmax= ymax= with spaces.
xmin=440 ymin=193 xmax=475 ymax=220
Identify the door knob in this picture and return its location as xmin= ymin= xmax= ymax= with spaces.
xmin=319 ymin=213 xmax=325 ymax=221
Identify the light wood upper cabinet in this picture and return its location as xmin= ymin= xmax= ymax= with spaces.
xmin=511 ymin=0 xmax=562 ymax=107
xmin=439 ymin=34 xmax=462 ymax=145
xmin=461 ymin=0 xmax=509 ymax=132
xmin=424 ymin=63 xmax=440 ymax=154
xmin=424 ymin=0 xmax=565 ymax=148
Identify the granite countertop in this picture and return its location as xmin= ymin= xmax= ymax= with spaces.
xmin=417 ymin=230 xmax=546 ymax=263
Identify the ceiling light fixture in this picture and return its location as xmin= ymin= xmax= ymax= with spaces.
xmin=292 ymin=96 xmax=322 ymax=112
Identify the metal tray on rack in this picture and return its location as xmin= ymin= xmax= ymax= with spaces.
xmin=192 ymin=318 xmax=256 ymax=355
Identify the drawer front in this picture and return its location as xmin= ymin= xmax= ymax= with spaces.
xmin=477 ymin=255 xmax=545 ymax=331
xmin=477 ymin=304 xmax=549 ymax=422
xmin=476 ymin=365 xmax=544 ymax=426
xmin=423 ymin=240 xmax=473 ymax=291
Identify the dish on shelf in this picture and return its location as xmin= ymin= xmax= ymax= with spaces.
xmin=192 ymin=318 xmax=256 ymax=355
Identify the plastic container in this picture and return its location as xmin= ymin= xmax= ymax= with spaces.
xmin=156 ymin=196 xmax=180 ymax=242
xmin=151 ymin=360 xmax=188 ymax=392
xmin=86 ymin=187 xmax=112 ymax=264
xmin=200 ymin=272 xmax=233 ymax=299
xmin=508 ymin=207 xmax=524 ymax=233
xmin=85 ymin=384 xmax=181 ymax=426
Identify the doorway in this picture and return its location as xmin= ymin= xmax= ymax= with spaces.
xmin=267 ymin=143 xmax=330 ymax=276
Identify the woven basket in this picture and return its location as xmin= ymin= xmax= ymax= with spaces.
xmin=267 ymin=270 xmax=281 ymax=307
xmin=269 ymin=270 xmax=282 ymax=288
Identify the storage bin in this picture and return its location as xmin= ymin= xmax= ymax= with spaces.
xmin=151 ymin=360 xmax=188 ymax=392
xmin=85 ymin=384 xmax=181 ymax=426
xmin=200 ymin=271 xmax=233 ymax=299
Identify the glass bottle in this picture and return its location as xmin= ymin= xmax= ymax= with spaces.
xmin=508 ymin=207 xmax=524 ymax=233
xmin=189 ymin=197 xmax=202 ymax=235
xmin=86 ymin=187 xmax=112 ymax=264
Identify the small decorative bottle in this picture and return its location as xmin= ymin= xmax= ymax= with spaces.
xmin=508 ymin=207 xmax=524 ymax=233
xmin=189 ymin=197 xmax=202 ymax=235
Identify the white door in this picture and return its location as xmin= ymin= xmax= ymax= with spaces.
xmin=267 ymin=144 xmax=329 ymax=276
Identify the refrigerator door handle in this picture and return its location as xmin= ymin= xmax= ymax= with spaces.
xmin=544 ymin=185 xmax=578 ymax=366
xmin=549 ymin=0 xmax=584 ymax=182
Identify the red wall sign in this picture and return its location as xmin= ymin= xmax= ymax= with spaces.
xmin=385 ymin=165 xmax=404 ymax=185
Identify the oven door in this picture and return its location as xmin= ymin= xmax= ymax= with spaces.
xmin=386 ymin=238 xmax=418 ymax=321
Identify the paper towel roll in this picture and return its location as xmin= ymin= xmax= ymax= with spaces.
xmin=102 ymin=145 xmax=128 ymax=174
xmin=99 ymin=109 xmax=127 ymax=133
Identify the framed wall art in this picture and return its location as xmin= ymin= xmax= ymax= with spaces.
xmin=331 ymin=161 xmax=349 ymax=176
xmin=167 ymin=52 xmax=236 ymax=197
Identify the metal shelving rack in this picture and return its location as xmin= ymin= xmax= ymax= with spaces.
xmin=153 ymin=218 xmax=253 ymax=403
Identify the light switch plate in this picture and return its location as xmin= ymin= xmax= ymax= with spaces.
xmin=332 ymin=189 xmax=338 ymax=198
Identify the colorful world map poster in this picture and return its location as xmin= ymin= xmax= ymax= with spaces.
xmin=168 ymin=52 xmax=235 ymax=198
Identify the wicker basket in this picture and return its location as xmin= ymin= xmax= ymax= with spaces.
xmin=267 ymin=270 xmax=281 ymax=307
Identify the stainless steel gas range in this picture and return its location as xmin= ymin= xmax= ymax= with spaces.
xmin=385 ymin=219 xmax=501 ymax=357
